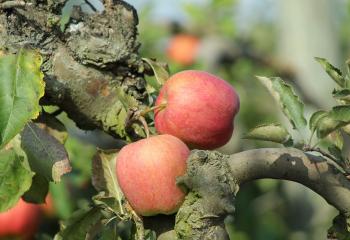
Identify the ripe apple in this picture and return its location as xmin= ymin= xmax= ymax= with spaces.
xmin=166 ymin=34 xmax=199 ymax=66
xmin=41 ymin=194 xmax=55 ymax=217
xmin=154 ymin=70 xmax=240 ymax=150
xmin=116 ymin=134 xmax=190 ymax=216
xmin=0 ymin=199 xmax=41 ymax=239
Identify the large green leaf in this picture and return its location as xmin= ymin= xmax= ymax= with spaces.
xmin=256 ymin=76 xmax=307 ymax=130
xmin=315 ymin=57 xmax=345 ymax=87
xmin=333 ymin=89 xmax=350 ymax=104
xmin=0 ymin=49 xmax=45 ymax=148
xmin=0 ymin=149 xmax=33 ymax=212
xmin=244 ymin=123 xmax=291 ymax=144
xmin=315 ymin=105 xmax=350 ymax=138
xmin=21 ymin=123 xmax=71 ymax=182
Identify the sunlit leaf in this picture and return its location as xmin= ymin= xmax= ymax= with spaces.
xmin=244 ymin=123 xmax=291 ymax=144
xmin=0 ymin=49 xmax=45 ymax=148
xmin=309 ymin=110 xmax=328 ymax=134
xmin=142 ymin=58 xmax=170 ymax=91
xmin=333 ymin=89 xmax=350 ymax=104
xmin=315 ymin=57 xmax=345 ymax=87
xmin=315 ymin=105 xmax=350 ymax=138
xmin=256 ymin=76 xmax=307 ymax=130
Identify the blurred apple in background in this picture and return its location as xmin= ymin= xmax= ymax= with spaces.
xmin=0 ymin=199 xmax=42 ymax=239
xmin=166 ymin=34 xmax=200 ymax=66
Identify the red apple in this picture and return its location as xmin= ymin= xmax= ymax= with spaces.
xmin=41 ymin=194 xmax=55 ymax=217
xmin=166 ymin=34 xmax=199 ymax=66
xmin=154 ymin=70 xmax=240 ymax=149
xmin=0 ymin=199 xmax=41 ymax=239
xmin=116 ymin=134 xmax=190 ymax=216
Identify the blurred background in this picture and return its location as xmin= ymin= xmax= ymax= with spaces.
xmin=3 ymin=0 xmax=350 ymax=239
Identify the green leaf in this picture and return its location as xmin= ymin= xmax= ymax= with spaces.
xmin=92 ymin=151 xmax=124 ymax=213
xmin=0 ymin=149 xmax=33 ymax=212
xmin=333 ymin=89 xmax=350 ymax=104
xmin=243 ymin=124 xmax=291 ymax=144
xmin=315 ymin=57 xmax=345 ymax=87
xmin=0 ymin=49 xmax=45 ymax=148
xmin=309 ymin=110 xmax=328 ymax=133
xmin=326 ymin=130 xmax=344 ymax=150
xmin=256 ymin=76 xmax=307 ymax=130
xmin=115 ymin=87 xmax=139 ymax=110
xmin=22 ymin=174 xmax=49 ymax=204
xmin=316 ymin=105 xmax=350 ymax=138
xmin=58 ymin=207 xmax=105 ymax=240
xmin=142 ymin=58 xmax=170 ymax=91
xmin=21 ymin=123 xmax=72 ymax=182
xmin=93 ymin=194 xmax=121 ymax=214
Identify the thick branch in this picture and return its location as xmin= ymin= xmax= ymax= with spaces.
xmin=229 ymin=148 xmax=350 ymax=217
xmin=0 ymin=0 xmax=148 ymax=140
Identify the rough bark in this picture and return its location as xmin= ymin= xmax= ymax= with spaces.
xmin=169 ymin=148 xmax=350 ymax=239
xmin=0 ymin=0 xmax=150 ymax=139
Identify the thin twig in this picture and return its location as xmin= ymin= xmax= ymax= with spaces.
xmin=303 ymin=145 xmax=347 ymax=174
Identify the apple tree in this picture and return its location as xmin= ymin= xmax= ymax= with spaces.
xmin=0 ymin=0 xmax=350 ymax=240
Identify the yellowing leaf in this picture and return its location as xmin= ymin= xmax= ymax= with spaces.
xmin=0 ymin=49 xmax=45 ymax=148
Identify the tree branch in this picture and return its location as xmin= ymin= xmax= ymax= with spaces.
xmin=0 ymin=1 xmax=31 ymax=9
xmin=229 ymin=148 xmax=350 ymax=217
xmin=0 ymin=0 xmax=149 ymax=140
xmin=171 ymin=148 xmax=350 ymax=239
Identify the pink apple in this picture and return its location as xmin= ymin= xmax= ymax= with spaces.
xmin=154 ymin=70 xmax=240 ymax=149
xmin=116 ymin=134 xmax=190 ymax=216
xmin=0 ymin=199 xmax=41 ymax=239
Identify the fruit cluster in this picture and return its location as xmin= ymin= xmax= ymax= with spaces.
xmin=116 ymin=70 xmax=240 ymax=216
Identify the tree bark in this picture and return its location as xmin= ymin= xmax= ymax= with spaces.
xmin=0 ymin=0 xmax=149 ymax=140
xmin=172 ymin=148 xmax=350 ymax=239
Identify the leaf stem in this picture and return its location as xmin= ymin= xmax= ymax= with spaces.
xmin=303 ymin=145 xmax=346 ymax=174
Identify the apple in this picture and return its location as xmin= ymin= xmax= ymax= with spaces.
xmin=166 ymin=34 xmax=199 ymax=66
xmin=116 ymin=134 xmax=190 ymax=216
xmin=154 ymin=70 xmax=240 ymax=150
xmin=41 ymin=194 xmax=55 ymax=217
xmin=0 ymin=199 xmax=41 ymax=239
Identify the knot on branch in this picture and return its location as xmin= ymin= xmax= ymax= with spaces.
xmin=175 ymin=150 xmax=238 ymax=240
xmin=67 ymin=1 xmax=140 ymax=68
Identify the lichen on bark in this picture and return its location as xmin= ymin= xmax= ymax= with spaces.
xmin=175 ymin=150 xmax=239 ymax=240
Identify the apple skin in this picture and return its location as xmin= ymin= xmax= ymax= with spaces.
xmin=155 ymin=70 xmax=240 ymax=150
xmin=166 ymin=34 xmax=199 ymax=66
xmin=116 ymin=134 xmax=190 ymax=216
xmin=41 ymin=194 xmax=55 ymax=217
xmin=0 ymin=199 xmax=41 ymax=239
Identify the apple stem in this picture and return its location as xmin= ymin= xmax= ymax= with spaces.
xmin=140 ymin=103 xmax=167 ymax=116
xmin=139 ymin=116 xmax=150 ymax=138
